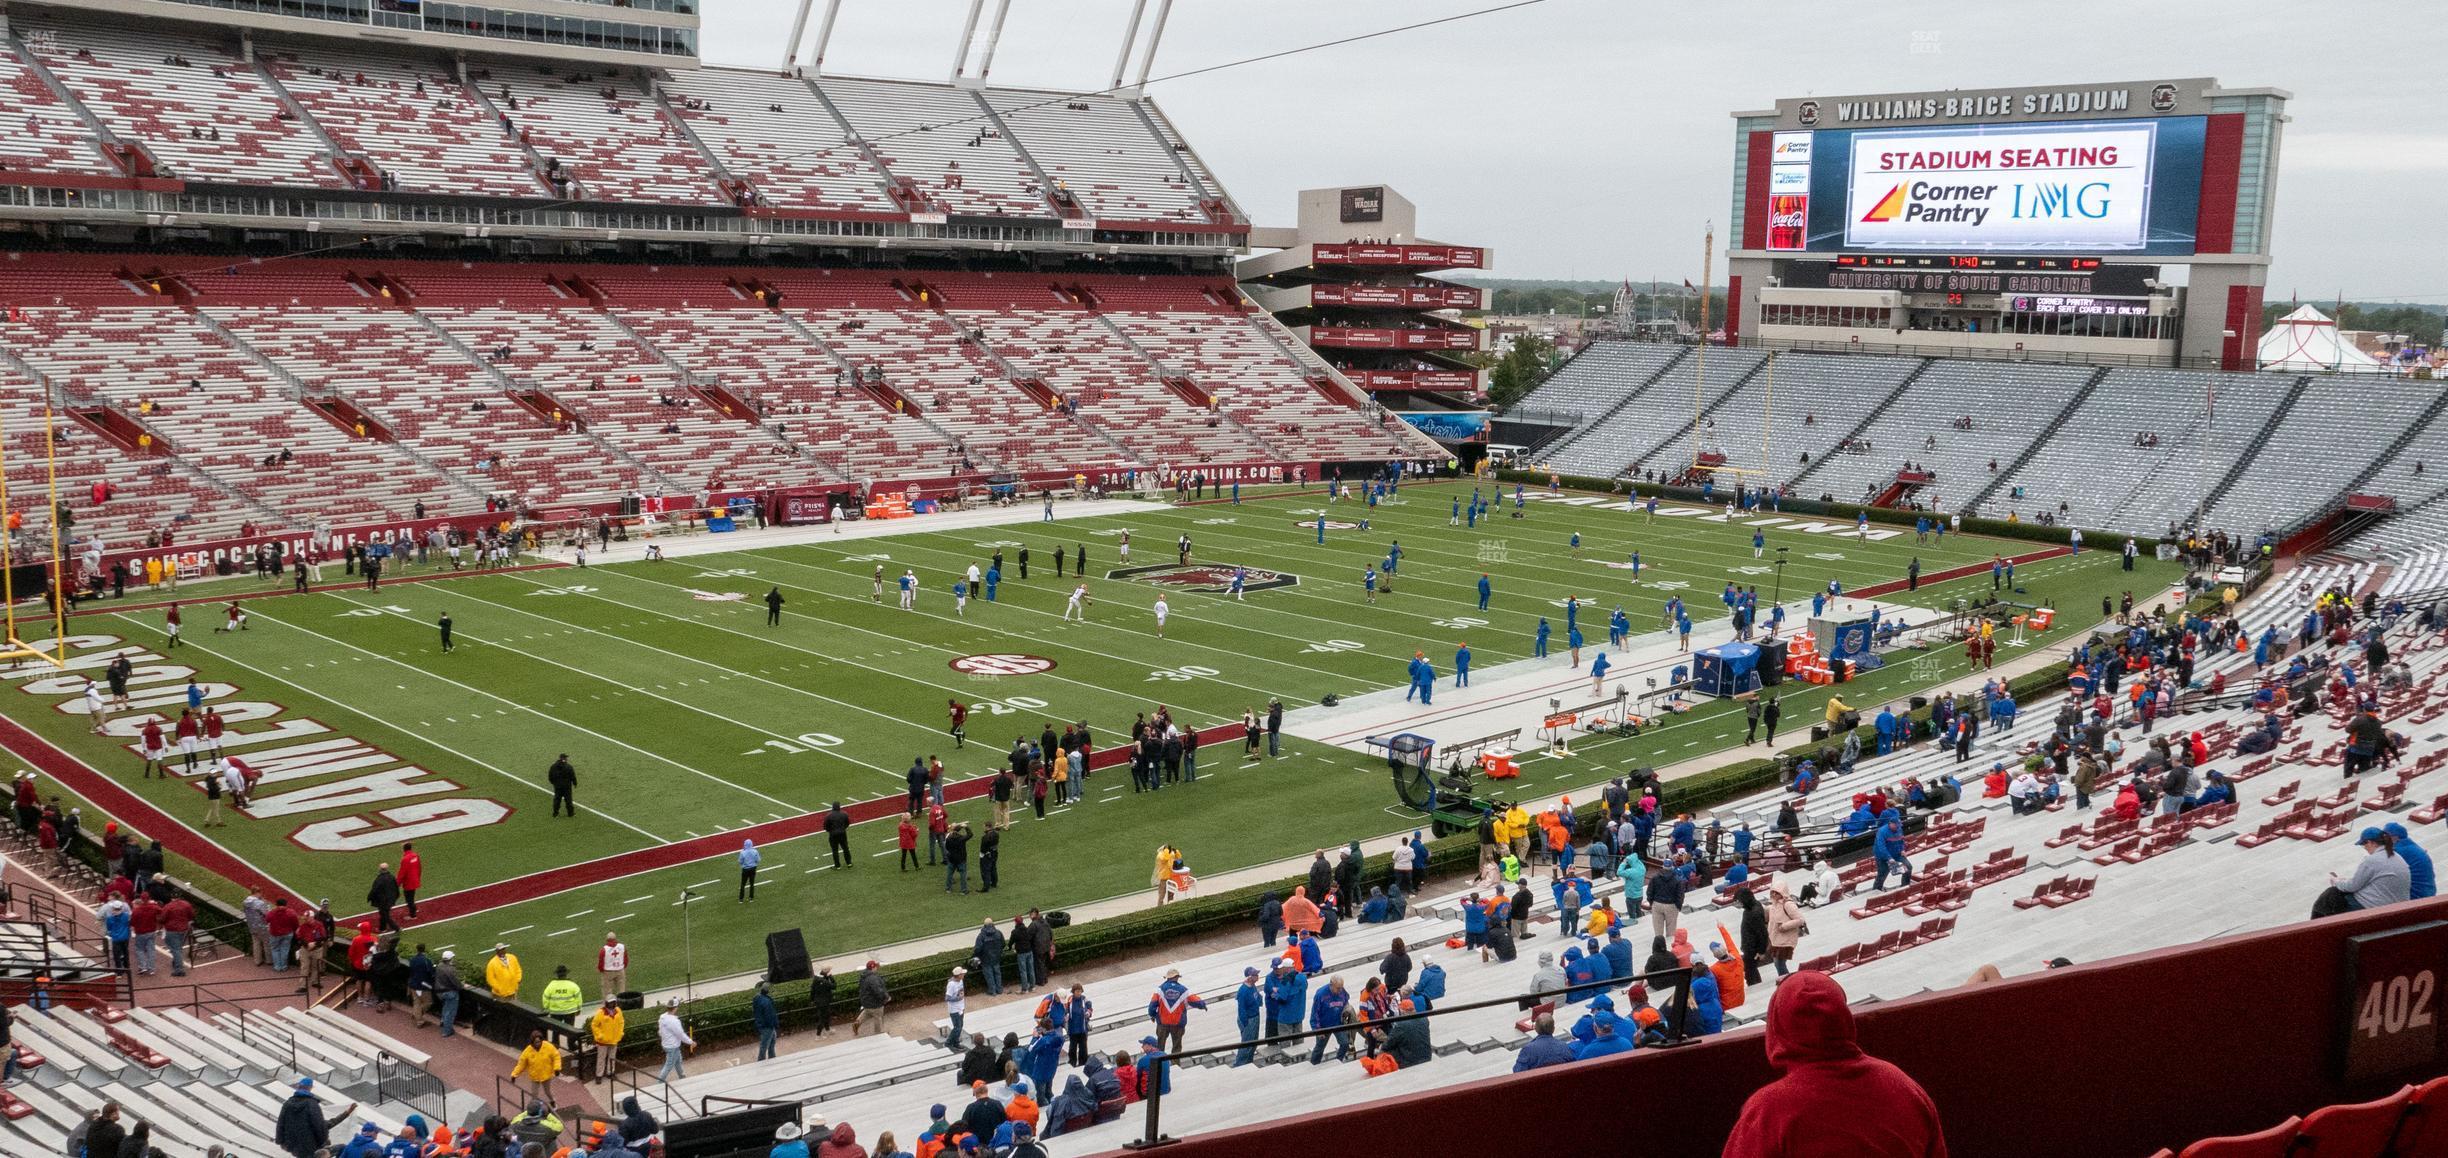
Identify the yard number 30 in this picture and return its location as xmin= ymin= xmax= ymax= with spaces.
xmin=2358 ymin=970 xmax=2436 ymax=1039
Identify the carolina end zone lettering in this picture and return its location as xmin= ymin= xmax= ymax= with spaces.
xmin=12 ymin=633 xmax=509 ymax=851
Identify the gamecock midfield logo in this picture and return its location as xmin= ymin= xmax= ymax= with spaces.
xmin=1104 ymin=564 xmax=1299 ymax=594
xmin=949 ymin=654 xmax=1058 ymax=675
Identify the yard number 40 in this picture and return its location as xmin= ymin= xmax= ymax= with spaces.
xmin=2358 ymin=970 xmax=2436 ymax=1039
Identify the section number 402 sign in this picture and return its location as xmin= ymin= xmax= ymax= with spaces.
xmin=2338 ymin=921 xmax=2448 ymax=1082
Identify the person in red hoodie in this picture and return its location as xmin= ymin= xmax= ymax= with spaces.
xmin=1721 ymin=970 xmax=1945 ymax=1158
xmin=898 ymin=815 xmax=921 ymax=871
xmin=398 ymin=844 xmax=423 ymax=921
xmin=815 ymin=1121 xmax=867 ymax=1158
xmin=347 ymin=921 xmax=378 ymax=974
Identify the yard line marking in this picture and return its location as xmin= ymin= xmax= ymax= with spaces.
xmin=605 ymin=913 xmax=634 ymax=922
xmin=752 ymin=547 xmax=1346 ymax=693
xmin=321 ymin=592 xmax=860 ymax=801
xmin=524 ymin=568 xmax=1238 ymax=735
xmin=566 ymin=909 xmax=594 ymax=919
xmin=689 ymin=880 xmax=719 ymax=889
xmin=622 ymin=895 xmax=655 ymax=905
xmin=421 ymin=585 xmax=920 ymax=780
xmin=548 ymin=928 xmax=576 ymax=937
xmin=498 ymin=925 xmax=533 ymax=936
xmin=108 ymin=612 xmax=671 ymax=846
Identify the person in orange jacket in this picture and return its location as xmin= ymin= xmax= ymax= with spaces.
xmin=1002 ymin=1079 xmax=1040 ymax=1132
xmin=1280 ymin=886 xmax=1322 ymax=934
xmin=1711 ymin=926 xmax=1747 ymax=1009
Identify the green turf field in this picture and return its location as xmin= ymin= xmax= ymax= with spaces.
xmin=0 ymin=481 xmax=2180 ymax=990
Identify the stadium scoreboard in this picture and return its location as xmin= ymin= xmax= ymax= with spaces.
xmin=1727 ymin=78 xmax=2289 ymax=370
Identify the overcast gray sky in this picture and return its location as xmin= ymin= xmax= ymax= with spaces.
xmin=702 ymin=0 xmax=2443 ymax=303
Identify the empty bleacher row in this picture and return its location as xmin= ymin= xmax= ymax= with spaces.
xmin=0 ymin=258 xmax=1425 ymax=545
xmin=1801 ymin=360 xmax=2099 ymax=511
xmin=1516 ymin=339 xmax=2448 ymax=566
xmin=0 ymin=997 xmax=445 ymax=1158
xmin=0 ymin=18 xmax=1233 ymax=227
xmin=1550 ymin=348 xmax=1765 ymax=482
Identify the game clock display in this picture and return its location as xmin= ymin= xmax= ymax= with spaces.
xmin=1834 ymin=254 xmax=2103 ymax=271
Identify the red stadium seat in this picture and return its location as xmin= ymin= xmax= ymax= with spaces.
xmin=2176 ymin=1117 xmax=2298 ymax=1157
xmin=2289 ymin=1085 xmax=2410 ymax=1156
xmin=2390 ymin=1074 xmax=2448 ymax=1158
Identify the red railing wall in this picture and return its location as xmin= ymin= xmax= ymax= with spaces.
xmin=1090 ymin=898 xmax=2448 ymax=1158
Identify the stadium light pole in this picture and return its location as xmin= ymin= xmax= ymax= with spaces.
xmin=678 ymin=887 xmax=699 ymax=1003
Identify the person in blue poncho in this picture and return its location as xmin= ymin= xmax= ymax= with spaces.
xmin=1024 ymin=1021 xmax=1064 ymax=1095
xmin=1689 ymin=961 xmax=1724 ymax=1036
xmin=1263 ymin=958 xmax=1307 ymax=1036
xmin=1873 ymin=815 xmax=1912 ymax=892
xmin=1409 ymin=957 xmax=1446 ymax=1011
xmin=1581 ymin=937 xmax=1615 ymax=986
xmin=1297 ymin=929 xmax=1325 ymax=974
xmin=1601 ymin=928 xmax=1634 ymax=979
xmin=1040 ymin=1075 xmax=1097 ymax=1139
xmin=1561 ymin=945 xmax=1601 ymax=1002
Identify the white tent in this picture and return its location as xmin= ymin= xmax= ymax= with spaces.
xmin=2258 ymin=304 xmax=2384 ymax=372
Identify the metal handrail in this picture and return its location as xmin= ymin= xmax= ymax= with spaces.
xmin=698 ymin=1094 xmax=802 ymax=1116
xmin=6 ymin=895 xmax=134 ymax=1008
xmin=611 ymin=1060 xmax=676 ymax=1125
xmin=1122 ymin=963 xmax=1717 ymax=1150
xmin=369 ymin=1049 xmax=450 ymax=1127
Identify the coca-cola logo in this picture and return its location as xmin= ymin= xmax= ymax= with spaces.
xmin=1769 ymin=209 xmax=1806 ymax=227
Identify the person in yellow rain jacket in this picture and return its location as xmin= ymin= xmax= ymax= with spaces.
xmin=1504 ymin=803 xmax=1531 ymax=861
xmin=1152 ymin=844 xmax=1177 ymax=904
xmin=486 ymin=942 xmax=523 ymax=1000
xmin=587 ymin=1001 xmax=626 ymax=1084
xmin=510 ymin=1028 xmax=561 ymax=1102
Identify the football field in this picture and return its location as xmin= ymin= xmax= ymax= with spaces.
xmin=0 ymin=481 xmax=2179 ymax=990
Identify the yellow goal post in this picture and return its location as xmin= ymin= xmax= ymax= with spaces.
xmin=0 ymin=399 xmax=70 ymax=669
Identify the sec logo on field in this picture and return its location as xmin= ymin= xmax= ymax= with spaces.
xmin=1105 ymin=564 xmax=1299 ymax=594
xmin=949 ymin=654 xmax=1058 ymax=676
xmin=1294 ymin=519 xmax=1361 ymax=532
